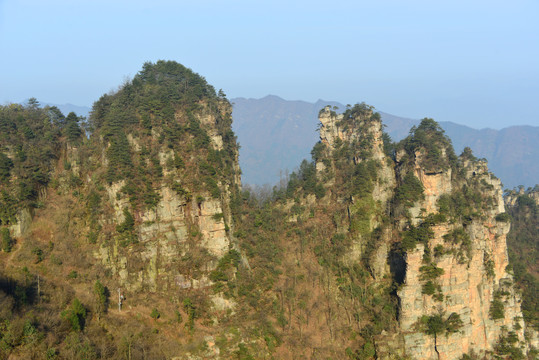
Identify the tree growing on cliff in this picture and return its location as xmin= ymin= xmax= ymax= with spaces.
xmin=417 ymin=313 xmax=463 ymax=358
xmin=64 ymin=112 xmax=83 ymax=143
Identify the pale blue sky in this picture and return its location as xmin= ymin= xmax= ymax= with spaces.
xmin=0 ymin=0 xmax=537 ymax=129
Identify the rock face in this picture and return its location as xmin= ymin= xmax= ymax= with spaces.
xmin=318 ymin=105 xmax=386 ymax=163
xmin=96 ymin=188 xmax=230 ymax=293
xmin=94 ymin=103 xmax=239 ymax=294
xmin=315 ymin=110 xmax=530 ymax=359
xmin=395 ymin=146 xmax=527 ymax=358
xmin=317 ymin=105 xmax=395 ymax=264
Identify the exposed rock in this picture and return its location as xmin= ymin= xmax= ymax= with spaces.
xmin=392 ymin=155 xmax=527 ymax=359
xmin=10 ymin=208 xmax=32 ymax=237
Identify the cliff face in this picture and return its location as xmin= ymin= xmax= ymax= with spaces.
xmin=314 ymin=110 xmax=530 ymax=359
xmin=93 ymin=102 xmax=239 ymax=295
xmin=395 ymin=161 xmax=525 ymax=359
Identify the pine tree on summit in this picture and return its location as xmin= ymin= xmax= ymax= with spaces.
xmin=65 ymin=112 xmax=82 ymax=143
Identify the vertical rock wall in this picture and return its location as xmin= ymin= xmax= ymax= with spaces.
xmin=317 ymin=110 xmax=530 ymax=359
xmin=395 ymin=159 xmax=526 ymax=359
xmin=94 ymin=103 xmax=240 ymax=295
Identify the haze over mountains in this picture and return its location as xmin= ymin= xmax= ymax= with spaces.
xmin=231 ymin=95 xmax=539 ymax=189
xmin=47 ymin=97 xmax=539 ymax=189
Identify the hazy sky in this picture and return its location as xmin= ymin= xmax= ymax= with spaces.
xmin=1 ymin=0 xmax=537 ymax=129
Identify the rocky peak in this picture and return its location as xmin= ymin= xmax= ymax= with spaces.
xmin=318 ymin=103 xmax=385 ymax=163
xmin=384 ymin=128 xmax=529 ymax=359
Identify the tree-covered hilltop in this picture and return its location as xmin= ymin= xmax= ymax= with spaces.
xmin=396 ymin=117 xmax=457 ymax=172
xmin=0 ymin=100 xmax=84 ymax=224
xmin=90 ymin=60 xmax=238 ymax=192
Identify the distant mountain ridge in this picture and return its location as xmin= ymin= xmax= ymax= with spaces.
xmin=44 ymin=97 xmax=539 ymax=188
xmin=231 ymin=95 xmax=539 ymax=188
xmin=43 ymin=103 xmax=91 ymax=118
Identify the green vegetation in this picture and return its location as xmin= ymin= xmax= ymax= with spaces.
xmin=505 ymin=190 xmax=539 ymax=330
xmin=443 ymin=227 xmax=472 ymax=262
xmin=417 ymin=313 xmax=463 ymax=356
xmin=0 ymin=101 xmax=68 ymax=214
xmin=150 ymin=308 xmax=161 ymax=319
xmin=494 ymin=330 xmax=525 ymax=359
xmin=0 ymin=153 xmax=13 ymax=181
xmin=397 ymin=118 xmax=457 ymax=171
xmin=64 ymin=112 xmax=83 ymax=144
xmin=183 ymin=298 xmax=197 ymax=332
xmin=460 ymin=146 xmax=477 ymax=161
xmin=401 ymin=220 xmax=434 ymax=251
xmin=418 ymin=312 xmax=463 ymax=336
xmin=419 ymin=263 xmax=444 ymax=300
xmin=495 ymin=212 xmax=511 ymax=222
xmin=483 ymin=251 xmax=495 ymax=278
xmin=93 ymin=280 xmax=108 ymax=320
xmin=61 ymin=298 xmax=87 ymax=332
xmin=1 ymin=227 xmax=13 ymax=252
xmin=489 ymin=291 xmax=506 ymax=320
xmin=209 ymin=249 xmax=241 ymax=294
xmin=116 ymin=207 xmax=136 ymax=246
xmin=279 ymin=159 xmax=325 ymax=200
xmin=394 ymin=171 xmax=424 ymax=207
xmin=90 ymin=60 xmax=238 ymax=218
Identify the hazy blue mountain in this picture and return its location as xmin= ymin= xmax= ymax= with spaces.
xmin=43 ymin=103 xmax=91 ymax=118
xmin=231 ymin=95 xmax=341 ymax=185
xmin=41 ymin=98 xmax=538 ymax=189
xmin=232 ymin=96 xmax=539 ymax=189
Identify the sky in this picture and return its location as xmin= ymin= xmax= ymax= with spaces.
xmin=0 ymin=0 xmax=538 ymax=129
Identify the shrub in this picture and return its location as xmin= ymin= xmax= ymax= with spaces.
xmin=62 ymin=298 xmax=87 ymax=331
xmin=489 ymin=298 xmax=505 ymax=320
xmin=483 ymin=252 xmax=495 ymax=278
xmin=494 ymin=332 xmax=525 ymax=359
xmin=183 ymin=298 xmax=196 ymax=331
xmin=401 ymin=222 xmax=434 ymax=251
xmin=174 ymin=310 xmax=182 ymax=323
xmin=419 ymin=264 xmax=445 ymax=281
xmin=31 ymin=247 xmax=43 ymax=263
xmin=1 ymin=227 xmax=13 ymax=252
xmin=395 ymin=172 xmax=424 ymax=206
xmin=495 ymin=212 xmax=511 ymax=222
xmin=150 ymin=308 xmax=160 ymax=319
xmin=418 ymin=312 xmax=463 ymax=338
xmin=422 ymin=280 xmax=437 ymax=295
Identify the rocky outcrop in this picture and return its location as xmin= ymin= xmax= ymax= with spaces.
xmin=314 ymin=113 xmax=531 ymax=359
xmin=318 ymin=105 xmax=386 ymax=163
xmin=316 ymin=105 xmax=395 ymax=264
xmin=391 ymin=153 xmax=527 ymax=359
xmin=93 ymin=100 xmax=240 ymax=296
